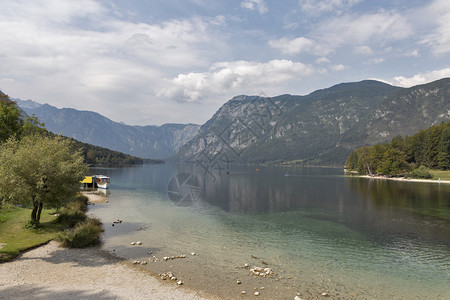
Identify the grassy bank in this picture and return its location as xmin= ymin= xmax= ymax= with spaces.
xmin=0 ymin=194 xmax=104 ymax=262
xmin=430 ymin=170 xmax=450 ymax=181
xmin=0 ymin=206 xmax=64 ymax=262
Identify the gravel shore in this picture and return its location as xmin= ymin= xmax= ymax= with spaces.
xmin=0 ymin=241 xmax=211 ymax=300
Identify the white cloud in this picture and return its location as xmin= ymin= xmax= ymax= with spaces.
xmin=380 ymin=68 xmax=450 ymax=87
xmin=367 ymin=58 xmax=385 ymax=64
xmin=419 ymin=0 xmax=450 ymax=54
xmin=158 ymin=60 xmax=315 ymax=102
xmin=354 ymin=45 xmax=373 ymax=55
xmin=316 ymin=57 xmax=330 ymax=64
xmin=331 ymin=64 xmax=348 ymax=71
xmin=269 ymin=37 xmax=332 ymax=56
xmin=403 ymin=49 xmax=420 ymax=57
xmin=241 ymin=0 xmax=268 ymax=14
xmin=315 ymin=11 xmax=412 ymax=48
xmin=268 ymin=37 xmax=315 ymax=55
xmin=0 ymin=0 xmax=230 ymax=124
xmin=298 ymin=0 xmax=361 ymax=14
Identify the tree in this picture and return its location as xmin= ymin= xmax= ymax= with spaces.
xmin=0 ymin=92 xmax=45 ymax=142
xmin=0 ymin=135 xmax=88 ymax=224
xmin=0 ymin=93 xmax=23 ymax=142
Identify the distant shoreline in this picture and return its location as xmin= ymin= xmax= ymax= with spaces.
xmin=355 ymin=174 xmax=450 ymax=184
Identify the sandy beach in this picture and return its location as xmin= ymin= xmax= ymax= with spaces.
xmin=358 ymin=175 xmax=450 ymax=184
xmin=0 ymin=240 xmax=212 ymax=300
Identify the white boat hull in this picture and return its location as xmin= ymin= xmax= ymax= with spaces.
xmin=96 ymin=182 xmax=109 ymax=189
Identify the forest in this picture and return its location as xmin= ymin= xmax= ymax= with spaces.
xmin=345 ymin=121 xmax=450 ymax=177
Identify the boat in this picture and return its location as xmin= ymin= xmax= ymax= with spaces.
xmin=94 ymin=175 xmax=110 ymax=189
xmin=81 ymin=175 xmax=110 ymax=189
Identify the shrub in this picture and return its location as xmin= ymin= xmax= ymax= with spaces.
xmin=411 ymin=166 xmax=433 ymax=179
xmin=57 ymin=217 xmax=103 ymax=248
xmin=56 ymin=194 xmax=89 ymax=227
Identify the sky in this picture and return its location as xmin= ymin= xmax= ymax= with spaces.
xmin=1 ymin=0 xmax=449 ymax=126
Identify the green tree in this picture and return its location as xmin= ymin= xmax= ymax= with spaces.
xmin=0 ymin=135 xmax=88 ymax=224
xmin=0 ymin=93 xmax=23 ymax=142
xmin=0 ymin=93 xmax=45 ymax=142
xmin=376 ymin=147 xmax=410 ymax=175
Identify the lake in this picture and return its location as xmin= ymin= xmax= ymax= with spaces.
xmin=89 ymin=164 xmax=450 ymax=299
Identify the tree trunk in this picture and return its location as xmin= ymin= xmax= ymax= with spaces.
xmin=31 ymin=200 xmax=38 ymax=223
xmin=36 ymin=202 xmax=44 ymax=224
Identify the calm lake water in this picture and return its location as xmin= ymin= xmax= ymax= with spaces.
xmin=89 ymin=164 xmax=450 ymax=299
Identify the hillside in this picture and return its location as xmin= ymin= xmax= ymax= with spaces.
xmin=177 ymin=78 xmax=450 ymax=167
xmin=345 ymin=121 xmax=450 ymax=176
xmin=16 ymin=100 xmax=200 ymax=160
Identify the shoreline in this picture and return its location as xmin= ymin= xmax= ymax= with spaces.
xmin=0 ymin=241 xmax=213 ymax=300
xmin=356 ymin=175 xmax=450 ymax=184
xmin=0 ymin=192 xmax=214 ymax=300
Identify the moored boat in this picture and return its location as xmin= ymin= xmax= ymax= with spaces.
xmin=81 ymin=175 xmax=110 ymax=189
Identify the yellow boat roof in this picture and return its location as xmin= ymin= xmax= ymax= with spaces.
xmin=81 ymin=176 xmax=93 ymax=184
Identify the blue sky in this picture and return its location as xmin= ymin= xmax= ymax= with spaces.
xmin=1 ymin=0 xmax=449 ymax=125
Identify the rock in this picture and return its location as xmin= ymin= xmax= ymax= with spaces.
xmin=177 ymin=281 xmax=183 ymax=285
xmin=254 ymin=291 xmax=260 ymax=296
xmin=236 ymin=280 xmax=241 ymax=284
xmin=191 ymin=252 xmax=196 ymax=256
xmin=171 ymin=276 xmax=177 ymax=281
xmin=130 ymin=242 xmax=136 ymax=245
xmin=244 ymin=263 xmax=249 ymax=268
xmin=241 ymin=291 xmax=246 ymax=295
xmin=321 ymin=292 xmax=330 ymax=297
xmin=260 ymin=287 xmax=264 ymax=290
xmin=136 ymin=241 xmax=142 ymax=245
xmin=294 ymin=296 xmax=303 ymax=300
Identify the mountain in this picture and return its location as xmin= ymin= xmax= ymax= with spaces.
xmin=16 ymin=100 xmax=200 ymax=159
xmin=177 ymin=78 xmax=450 ymax=167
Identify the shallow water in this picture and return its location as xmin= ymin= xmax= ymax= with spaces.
xmin=89 ymin=164 xmax=450 ymax=299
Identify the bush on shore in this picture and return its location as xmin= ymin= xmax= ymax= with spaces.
xmin=411 ymin=166 xmax=433 ymax=179
xmin=56 ymin=194 xmax=89 ymax=227
xmin=56 ymin=217 xmax=103 ymax=248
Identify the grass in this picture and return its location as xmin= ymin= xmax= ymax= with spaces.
xmin=429 ymin=170 xmax=450 ymax=181
xmin=0 ymin=205 xmax=64 ymax=262
xmin=0 ymin=194 xmax=102 ymax=262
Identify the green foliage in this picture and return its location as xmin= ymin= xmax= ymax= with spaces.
xmin=0 ymin=93 xmax=45 ymax=142
xmin=0 ymin=135 xmax=88 ymax=223
xmin=56 ymin=217 xmax=103 ymax=248
xmin=56 ymin=135 xmax=163 ymax=167
xmin=56 ymin=195 xmax=89 ymax=228
xmin=346 ymin=122 xmax=450 ymax=175
xmin=411 ymin=166 xmax=433 ymax=179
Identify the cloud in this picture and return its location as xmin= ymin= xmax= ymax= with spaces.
xmin=268 ymin=37 xmax=332 ymax=56
xmin=403 ymin=49 xmax=420 ymax=57
xmin=331 ymin=64 xmax=348 ymax=71
xmin=419 ymin=0 xmax=450 ymax=54
xmin=315 ymin=10 xmax=412 ymax=49
xmin=268 ymin=37 xmax=315 ymax=55
xmin=367 ymin=58 xmax=385 ymax=64
xmin=158 ymin=60 xmax=315 ymax=102
xmin=298 ymin=0 xmax=361 ymax=14
xmin=379 ymin=68 xmax=450 ymax=87
xmin=0 ymin=0 xmax=230 ymax=124
xmin=354 ymin=45 xmax=373 ymax=55
xmin=241 ymin=0 xmax=268 ymax=14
